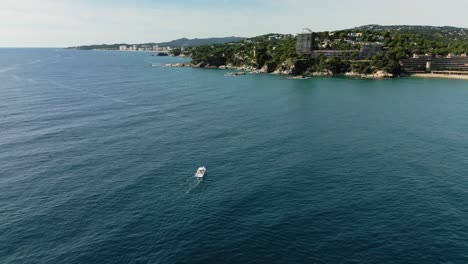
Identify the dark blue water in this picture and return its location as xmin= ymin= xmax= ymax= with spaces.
xmin=1 ymin=48 xmax=468 ymax=264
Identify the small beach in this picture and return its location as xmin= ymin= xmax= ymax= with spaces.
xmin=411 ymin=73 xmax=468 ymax=80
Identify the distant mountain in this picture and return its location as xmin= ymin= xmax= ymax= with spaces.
xmin=156 ymin=37 xmax=245 ymax=48
xmin=70 ymin=37 xmax=246 ymax=50
xmin=351 ymin=25 xmax=468 ymax=40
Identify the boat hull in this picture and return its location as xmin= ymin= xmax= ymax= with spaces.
xmin=195 ymin=167 xmax=206 ymax=178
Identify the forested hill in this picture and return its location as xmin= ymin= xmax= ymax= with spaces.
xmin=70 ymin=36 xmax=245 ymax=50
xmin=352 ymin=25 xmax=468 ymax=40
xmin=157 ymin=37 xmax=245 ymax=48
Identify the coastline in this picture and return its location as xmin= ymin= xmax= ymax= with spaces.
xmin=163 ymin=62 xmax=396 ymax=79
xmin=163 ymin=62 xmax=468 ymax=81
xmin=410 ymin=73 xmax=468 ymax=80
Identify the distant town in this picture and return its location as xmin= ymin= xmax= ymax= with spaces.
xmin=118 ymin=44 xmax=177 ymax=54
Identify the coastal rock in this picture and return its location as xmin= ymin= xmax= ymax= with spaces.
xmin=344 ymin=70 xmax=393 ymax=79
xmin=373 ymin=70 xmax=394 ymax=78
xmin=287 ymin=75 xmax=309 ymax=80
xmin=232 ymin=54 xmax=246 ymax=66
xmin=259 ymin=64 xmax=269 ymax=73
xmin=272 ymin=60 xmax=295 ymax=75
xmin=237 ymin=65 xmax=253 ymax=71
xmin=164 ymin=63 xmax=192 ymax=68
xmin=225 ymin=72 xmax=246 ymax=76
xmin=194 ymin=62 xmax=207 ymax=68
xmin=307 ymin=70 xmax=333 ymax=77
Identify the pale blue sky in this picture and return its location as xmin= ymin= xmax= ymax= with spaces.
xmin=1 ymin=0 xmax=467 ymax=47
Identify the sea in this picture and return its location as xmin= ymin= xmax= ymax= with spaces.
xmin=1 ymin=48 xmax=468 ymax=264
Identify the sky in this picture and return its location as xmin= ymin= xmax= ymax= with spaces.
xmin=1 ymin=0 xmax=468 ymax=47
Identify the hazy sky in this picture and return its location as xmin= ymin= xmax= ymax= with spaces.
xmin=1 ymin=0 xmax=468 ymax=47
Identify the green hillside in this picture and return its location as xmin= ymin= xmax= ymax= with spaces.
xmin=187 ymin=25 xmax=468 ymax=76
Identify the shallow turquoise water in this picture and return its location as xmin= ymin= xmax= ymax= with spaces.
xmin=1 ymin=49 xmax=468 ymax=263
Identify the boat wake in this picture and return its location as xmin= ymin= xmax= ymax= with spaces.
xmin=0 ymin=59 xmax=41 ymax=75
xmin=50 ymin=81 xmax=135 ymax=106
xmin=0 ymin=65 xmax=18 ymax=73
xmin=186 ymin=177 xmax=203 ymax=194
xmin=28 ymin=59 xmax=41 ymax=65
xmin=12 ymin=75 xmax=22 ymax=82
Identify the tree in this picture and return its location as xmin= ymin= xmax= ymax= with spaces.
xmin=170 ymin=48 xmax=182 ymax=56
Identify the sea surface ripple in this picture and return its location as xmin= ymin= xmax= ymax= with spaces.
xmin=1 ymin=48 xmax=468 ymax=263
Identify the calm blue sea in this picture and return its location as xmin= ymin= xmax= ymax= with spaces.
xmin=1 ymin=48 xmax=468 ymax=264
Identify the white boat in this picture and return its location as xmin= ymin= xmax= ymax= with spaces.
xmin=195 ymin=166 xmax=206 ymax=178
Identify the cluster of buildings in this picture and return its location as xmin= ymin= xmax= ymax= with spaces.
xmin=401 ymin=53 xmax=468 ymax=73
xmin=295 ymin=28 xmax=384 ymax=59
xmin=295 ymin=28 xmax=468 ymax=74
xmin=296 ymin=29 xmax=316 ymax=54
xmin=242 ymin=34 xmax=293 ymax=44
xmin=267 ymin=34 xmax=293 ymax=41
xmin=118 ymin=45 xmax=173 ymax=52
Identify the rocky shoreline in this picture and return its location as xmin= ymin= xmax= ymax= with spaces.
xmin=343 ymin=71 xmax=394 ymax=79
xmin=163 ymin=62 xmax=395 ymax=79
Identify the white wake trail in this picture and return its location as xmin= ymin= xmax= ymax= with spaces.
xmin=0 ymin=65 xmax=18 ymax=73
xmin=12 ymin=75 xmax=22 ymax=82
xmin=186 ymin=177 xmax=203 ymax=194
xmin=28 ymin=59 xmax=41 ymax=65
xmin=50 ymin=81 xmax=134 ymax=106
